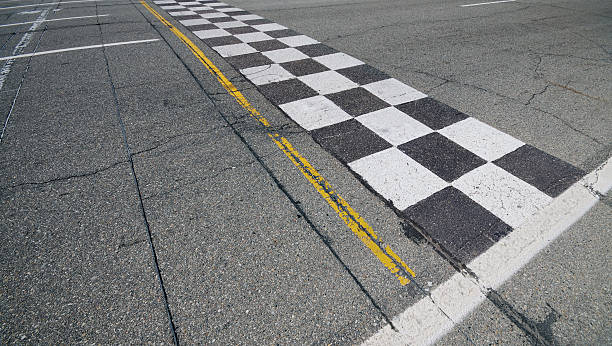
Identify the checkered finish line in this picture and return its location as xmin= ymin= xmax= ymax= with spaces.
xmin=153 ymin=0 xmax=585 ymax=262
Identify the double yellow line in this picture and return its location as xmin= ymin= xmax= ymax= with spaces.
xmin=140 ymin=0 xmax=416 ymax=285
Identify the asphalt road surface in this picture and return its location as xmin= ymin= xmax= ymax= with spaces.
xmin=0 ymin=0 xmax=610 ymax=344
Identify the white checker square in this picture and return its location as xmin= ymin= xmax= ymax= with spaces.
xmin=207 ymin=2 xmax=228 ymax=6
xmin=298 ymin=70 xmax=358 ymax=95
xmin=193 ymin=28 xmax=230 ymax=39
xmin=168 ymin=10 xmax=197 ymax=16
xmin=279 ymin=96 xmax=352 ymax=131
xmin=160 ymin=5 xmax=185 ymax=10
xmin=240 ymin=64 xmax=295 ymax=85
xmin=252 ymin=23 xmax=287 ymax=32
xmin=453 ymin=163 xmax=553 ymax=228
xmin=313 ymin=53 xmax=363 ymax=70
xmin=277 ymin=35 xmax=319 ymax=47
xmin=262 ymin=48 xmax=309 ymax=63
xmin=179 ymin=18 xmax=210 ymax=26
xmin=215 ymin=21 xmax=247 ymax=28
xmin=212 ymin=43 xmax=257 ymax=57
xmin=154 ymin=1 xmax=176 ymax=4
xmin=356 ymin=107 xmax=433 ymax=145
xmin=349 ymin=148 xmax=448 ymax=210
xmin=233 ymin=14 xmax=263 ymax=21
xmin=438 ymin=117 xmax=524 ymax=161
xmin=217 ymin=7 xmax=243 ymax=12
xmin=199 ymin=12 xmax=229 ymax=19
xmin=363 ymin=78 xmax=427 ymax=105
xmin=177 ymin=1 xmax=200 ymax=5
xmin=188 ymin=6 xmax=212 ymax=10
xmin=235 ymin=32 xmax=274 ymax=43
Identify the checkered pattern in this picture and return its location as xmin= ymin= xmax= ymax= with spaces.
xmin=155 ymin=0 xmax=586 ymax=262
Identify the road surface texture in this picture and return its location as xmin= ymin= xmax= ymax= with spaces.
xmin=0 ymin=0 xmax=609 ymax=344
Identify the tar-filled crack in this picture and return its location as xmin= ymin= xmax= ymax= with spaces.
xmin=1 ymin=160 xmax=128 ymax=190
xmin=133 ymin=0 xmax=399 ymax=333
xmin=276 ymin=124 xmax=305 ymax=135
xmin=96 ymin=3 xmax=178 ymax=345
xmin=525 ymin=84 xmax=550 ymax=106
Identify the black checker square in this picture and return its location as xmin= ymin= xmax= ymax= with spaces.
xmin=225 ymin=10 xmax=250 ymax=16
xmin=326 ymin=87 xmax=389 ymax=116
xmin=226 ymin=26 xmax=259 ymax=34
xmin=402 ymin=186 xmax=512 ymax=263
xmin=208 ymin=17 xmax=236 ymax=23
xmin=193 ymin=9 xmax=217 ymax=14
xmin=310 ymin=119 xmax=392 ymax=164
xmin=225 ymin=52 xmax=274 ymax=70
xmin=174 ymin=14 xmax=201 ymax=20
xmin=337 ymin=64 xmax=389 ymax=85
xmin=280 ymin=58 xmax=329 ymax=77
xmin=265 ymin=29 xmax=300 ymax=38
xmin=242 ymin=19 xmax=274 ymax=26
xmin=248 ymin=39 xmax=289 ymax=52
xmin=296 ymin=43 xmax=338 ymax=57
xmin=202 ymin=35 xmax=242 ymax=47
xmin=187 ymin=23 xmax=218 ymax=31
xmin=396 ymin=97 xmax=469 ymax=130
xmin=493 ymin=144 xmax=585 ymax=197
xmin=258 ymin=79 xmax=318 ymax=105
xmin=398 ymin=132 xmax=486 ymax=182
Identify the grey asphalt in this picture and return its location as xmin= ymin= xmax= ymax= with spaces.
xmin=0 ymin=0 xmax=610 ymax=344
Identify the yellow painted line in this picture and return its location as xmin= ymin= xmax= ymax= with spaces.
xmin=141 ymin=0 xmax=416 ymax=285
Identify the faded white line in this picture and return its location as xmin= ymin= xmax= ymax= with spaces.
xmin=0 ymin=8 xmax=50 ymax=91
xmin=365 ymin=157 xmax=611 ymax=345
xmin=0 ymin=39 xmax=160 ymax=61
xmin=461 ymin=0 xmax=516 ymax=7
xmin=0 ymin=0 xmax=103 ymax=10
xmin=0 ymin=14 xmax=109 ymax=28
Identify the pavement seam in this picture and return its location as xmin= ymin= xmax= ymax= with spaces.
xmin=95 ymin=3 xmax=179 ymax=344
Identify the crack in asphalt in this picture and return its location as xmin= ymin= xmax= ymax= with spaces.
xmin=0 ymin=159 xmax=129 ymax=190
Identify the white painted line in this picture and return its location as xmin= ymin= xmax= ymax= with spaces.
xmin=461 ymin=0 xmax=516 ymax=7
xmin=19 ymin=10 xmax=43 ymax=15
xmin=0 ymin=0 xmax=103 ymax=10
xmin=0 ymin=39 xmax=160 ymax=61
xmin=364 ymin=157 xmax=611 ymax=345
xmin=0 ymin=14 xmax=109 ymax=28
xmin=0 ymin=9 xmax=49 ymax=92
xmin=0 ymin=0 xmax=31 ymax=3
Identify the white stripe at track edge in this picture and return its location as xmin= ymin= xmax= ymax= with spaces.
xmin=0 ymin=14 xmax=109 ymax=28
xmin=0 ymin=9 xmax=49 ymax=91
xmin=364 ymin=157 xmax=611 ymax=345
xmin=461 ymin=0 xmax=516 ymax=7
xmin=0 ymin=39 xmax=160 ymax=61
xmin=0 ymin=0 xmax=103 ymax=10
